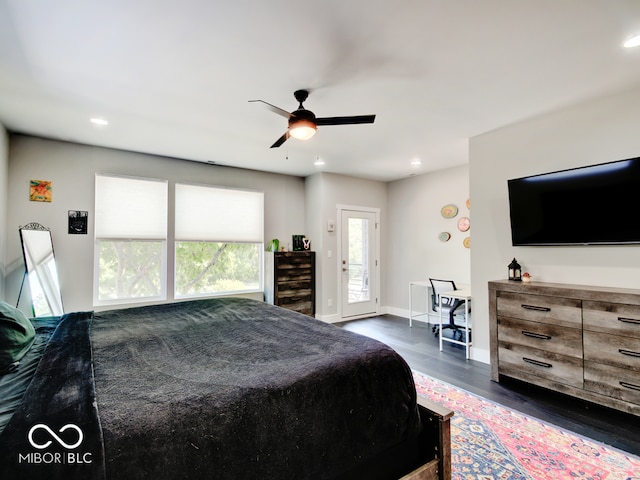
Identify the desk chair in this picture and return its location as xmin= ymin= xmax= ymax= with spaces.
xmin=429 ymin=278 xmax=471 ymax=341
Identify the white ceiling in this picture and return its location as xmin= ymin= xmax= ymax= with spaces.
xmin=1 ymin=1 xmax=640 ymax=182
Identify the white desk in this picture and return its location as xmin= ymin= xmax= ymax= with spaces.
xmin=438 ymin=289 xmax=472 ymax=359
xmin=409 ymin=280 xmax=431 ymax=327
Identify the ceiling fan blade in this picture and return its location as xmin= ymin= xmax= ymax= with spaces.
xmin=316 ymin=114 xmax=376 ymax=126
xmin=270 ymin=131 xmax=290 ymax=148
xmin=248 ymin=100 xmax=291 ymax=118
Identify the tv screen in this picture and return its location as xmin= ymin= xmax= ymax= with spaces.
xmin=508 ymin=156 xmax=640 ymax=246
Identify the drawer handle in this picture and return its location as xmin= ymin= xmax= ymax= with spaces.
xmin=620 ymin=381 xmax=640 ymax=392
xmin=521 ymin=304 xmax=551 ymax=312
xmin=522 ymin=331 xmax=552 ymax=340
xmin=619 ymin=349 xmax=640 ymax=358
xmin=523 ymin=357 xmax=552 ymax=368
xmin=618 ymin=317 xmax=640 ymax=325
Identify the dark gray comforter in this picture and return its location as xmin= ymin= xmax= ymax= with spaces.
xmin=0 ymin=298 xmax=423 ymax=479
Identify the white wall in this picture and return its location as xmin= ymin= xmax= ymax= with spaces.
xmin=0 ymin=125 xmax=8 ymax=300
xmin=305 ymin=172 xmax=387 ymax=322
xmin=6 ymin=135 xmax=306 ymax=313
xmin=470 ymin=85 xmax=640 ymax=364
xmin=386 ymin=166 xmax=471 ymax=322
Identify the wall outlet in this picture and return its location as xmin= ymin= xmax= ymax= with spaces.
xmin=328 ymin=299 xmax=333 ymax=307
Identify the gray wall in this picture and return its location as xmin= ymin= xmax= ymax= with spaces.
xmin=0 ymin=132 xmax=473 ymax=355
xmin=0 ymin=125 xmax=7 ymax=299
xmin=305 ymin=172 xmax=388 ymax=322
xmin=386 ymin=165 xmax=471 ymax=321
xmin=8 ymin=79 xmax=636 ymax=368
xmin=5 ymin=135 xmax=306 ymax=313
xmin=470 ymin=85 xmax=640 ymax=364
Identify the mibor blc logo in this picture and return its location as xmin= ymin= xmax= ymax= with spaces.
xmin=29 ymin=424 xmax=83 ymax=449
xmin=18 ymin=424 xmax=93 ymax=465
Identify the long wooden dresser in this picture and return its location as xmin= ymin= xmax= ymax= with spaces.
xmin=489 ymin=280 xmax=640 ymax=416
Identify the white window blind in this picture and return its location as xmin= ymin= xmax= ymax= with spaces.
xmin=175 ymin=184 xmax=263 ymax=242
xmin=95 ymin=174 xmax=168 ymax=239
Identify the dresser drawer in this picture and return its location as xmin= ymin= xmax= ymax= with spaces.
xmin=584 ymin=361 xmax=640 ymax=406
xmin=584 ymin=331 xmax=640 ymax=370
xmin=277 ymin=293 xmax=313 ymax=315
xmin=498 ymin=317 xmax=582 ymax=358
xmin=277 ymin=290 xmax=312 ymax=304
xmin=283 ymin=303 xmax=314 ymax=315
xmin=583 ymin=301 xmax=640 ymax=338
xmin=276 ymin=255 xmax=314 ymax=268
xmin=497 ymin=292 xmax=582 ymax=328
xmin=498 ymin=341 xmax=583 ymax=388
xmin=276 ymin=268 xmax=313 ymax=282
xmin=276 ymin=279 xmax=313 ymax=292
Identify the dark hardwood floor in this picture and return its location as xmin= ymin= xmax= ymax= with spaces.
xmin=338 ymin=314 xmax=640 ymax=457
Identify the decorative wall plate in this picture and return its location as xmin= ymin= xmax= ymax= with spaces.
xmin=441 ymin=204 xmax=458 ymax=218
xmin=463 ymin=237 xmax=471 ymax=248
xmin=438 ymin=232 xmax=451 ymax=242
xmin=458 ymin=217 xmax=470 ymax=232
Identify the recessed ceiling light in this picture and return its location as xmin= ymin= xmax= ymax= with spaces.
xmin=314 ymin=158 xmax=325 ymax=166
xmin=623 ymin=34 xmax=640 ymax=48
xmin=90 ymin=117 xmax=109 ymax=126
xmin=411 ymin=158 xmax=422 ymax=166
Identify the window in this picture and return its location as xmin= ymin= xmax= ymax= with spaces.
xmin=94 ymin=174 xmax=168 ymax=305
xmin=174 ymin=183 xmax=263 ymax=298
xmin=94 ymin=176 xmax=264 ymax=306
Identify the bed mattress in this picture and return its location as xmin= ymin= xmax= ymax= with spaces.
xmin=0 ymin=297 xmax=423 ymax=479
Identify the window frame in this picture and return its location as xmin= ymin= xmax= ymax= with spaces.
xmin=93 ymin=173 xmax=169 ymax=307
xmin=93 ymin=176 xmax=265 ymax=307
xmin=173 ymin=182 xmax=264 ymax=300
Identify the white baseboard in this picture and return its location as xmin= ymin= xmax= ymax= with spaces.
xmin=470 ymin=348 xmax=490 ymax=364
xmin=315 ymin=313 xmax=342 ymax=324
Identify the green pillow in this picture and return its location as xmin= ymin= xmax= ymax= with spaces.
xmin=0 ymin=301 xmax=36 ymax=372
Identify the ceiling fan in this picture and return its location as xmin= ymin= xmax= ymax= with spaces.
xmin=249 ymin=89 xmax=376 ymax=148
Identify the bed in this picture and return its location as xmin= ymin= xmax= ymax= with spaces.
xmin=0 ymin=297 xmax=452 ymax=480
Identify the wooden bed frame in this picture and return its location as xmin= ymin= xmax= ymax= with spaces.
xmin=401 ymin=397 xmax=454 ymax=480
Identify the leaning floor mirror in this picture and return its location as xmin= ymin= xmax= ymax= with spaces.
xmin=17 ymin=223 xmax=64 ymax=317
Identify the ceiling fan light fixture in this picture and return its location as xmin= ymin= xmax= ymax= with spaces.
xmin=90 ymin=117 xmax=109 ymax=126
xmin=289 ymin=119 xmax=317 ymax=140
xmin=624 ymin=34 xmax=640 ymax=48
xmin=252 ymin=89 xmax=375 ymax=148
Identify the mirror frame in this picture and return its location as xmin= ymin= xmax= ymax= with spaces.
xmin=17 ymin=222 xmax=64 ymax=317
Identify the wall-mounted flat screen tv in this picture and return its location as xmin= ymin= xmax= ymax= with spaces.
xmin=508 ymin=156 xmax=640 ymax=246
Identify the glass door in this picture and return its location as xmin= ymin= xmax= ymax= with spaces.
xmin=340 ymin=209 xmax=378 ymax=319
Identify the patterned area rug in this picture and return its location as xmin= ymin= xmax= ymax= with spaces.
xmin=412 ymin=371 xmax=640 ymax=479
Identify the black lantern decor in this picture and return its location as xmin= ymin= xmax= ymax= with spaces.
xmin=508 ymin=258 xmax=522 ymax=281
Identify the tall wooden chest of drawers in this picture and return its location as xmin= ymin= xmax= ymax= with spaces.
xmin=489 ymin=280 xmax=640 ymax=416
xmin=265 ymin=251 xmax=316 ymax=316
